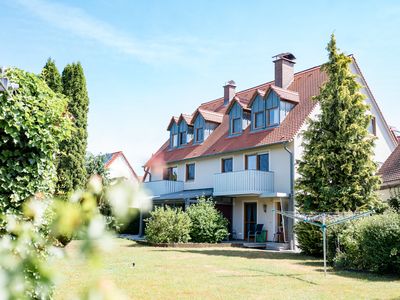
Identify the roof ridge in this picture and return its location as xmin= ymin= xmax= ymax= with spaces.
xmin=200 ymin=63 xmax=322 ymax=107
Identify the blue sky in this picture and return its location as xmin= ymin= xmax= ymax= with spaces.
xmin=1 ymin=0 xmax=400 ymax=175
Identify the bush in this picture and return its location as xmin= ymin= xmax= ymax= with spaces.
xmin=186 ymin=197 xmax=229 ymax=243
xmin=294 ymin=222 xmax=323 ymax=256
xmin=145 ymin=206 xmax=191 ymax=243
xmin=388 ymin=195 xmax=400 ymax=213
xmin=333 ymin=211 xmax=400 ymax=274
xmin=0 ymin=68 xmax=72 ymax=215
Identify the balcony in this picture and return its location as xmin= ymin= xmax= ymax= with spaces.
xmin=213 ymin=170 xmax=274 ymax=196
xmin=143 ymin=180 xmax=184 ymax=197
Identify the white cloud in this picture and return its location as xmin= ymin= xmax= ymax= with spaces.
xmin=14 ymin=0 xmax=219 ymax=66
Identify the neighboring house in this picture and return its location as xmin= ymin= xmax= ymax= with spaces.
xmin=103 ymin=151 xmax=140 ymax=186
xmin=379 ymin=144 xmax=400 ymax=200
xmin=143 ymin=53 xmax=398 ymax=249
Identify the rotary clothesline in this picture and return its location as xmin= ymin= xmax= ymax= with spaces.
xmin=272 ymin=209 xmax=374 ymax=276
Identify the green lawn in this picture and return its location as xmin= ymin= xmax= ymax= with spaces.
xmin=55 ymin=238 xmax=400 ymax=300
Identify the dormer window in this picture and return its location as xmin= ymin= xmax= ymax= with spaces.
xmin=250 ymin=94 xmax=265 ymax=131
xmin=228 ymin=101 xmax=244 ymax=135
xmin=177 ymin=115 xmax=193 ymax=147
xmin=232 ymin=117 xmax=242 ymax=134
xmin=168 ymin=119 xmax=179 ymax=149
xmin=172 ymin=133 xmax=178 ymax=147
xmin=266 ymin=92 xmax=280 ymax=127
xmin=179 ymin=131 xmax=187 ymax=145
xmin=195 ymin=127 xmax=203 ymax=143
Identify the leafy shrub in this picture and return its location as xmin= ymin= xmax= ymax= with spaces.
xmin=0 ymin=68 xmax=72 ymax=215
xmin=294 ymin=222 xmax=323 ymax=256
xmin=388 ymin=194 xmax=400 ymax=213
xmin=333 ymin=211 xmax=400 ymax=274
xmin=145 ymin=206 xmax=191 ymax=243
xmin=186 ymin=197 xmax=229 ymax=243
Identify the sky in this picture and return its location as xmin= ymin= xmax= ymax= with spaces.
xmin=1 ymin=0 xmax=400 ymax=175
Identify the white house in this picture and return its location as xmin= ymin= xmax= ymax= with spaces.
xmin=103 ymin=151 xmax=140 ymax=186
xmin=143 ymin=53 xmax=398 ymax=249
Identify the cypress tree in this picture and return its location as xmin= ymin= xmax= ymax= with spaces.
xmin=56 ymin=62 xmax=89 ymax=194
xmin=296 ymin=34 xmax=381 ymax=213
xmin=40 ymin=58 xmax=62 ymax=93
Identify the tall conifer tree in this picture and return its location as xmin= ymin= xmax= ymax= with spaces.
xmin=296 ymin=35 xmax=380 ymax=213
xmin=41 ymin=58 xmax=62 ymax=93
xmin=56 ymin=62 xmax=89 ymax=194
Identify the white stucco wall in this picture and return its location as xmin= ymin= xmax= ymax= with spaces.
xmin=150 ymin=143 xmax=292 ymax=194
xmin=107 ymin=155 xmax=139 ymax=186
xmin=232 ymin=196 xmax=285 ymax=240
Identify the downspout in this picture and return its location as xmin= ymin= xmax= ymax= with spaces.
xmin=283 ymin=142 xmax=295 ymax=250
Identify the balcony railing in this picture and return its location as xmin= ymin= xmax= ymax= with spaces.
xmin=143 ymin=180 xmax=184 ymax=197
xmin=213 ymin=170 xmax=274 ymax=196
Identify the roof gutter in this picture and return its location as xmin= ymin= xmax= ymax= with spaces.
xmin=153 ymin=140 xmax=290 ymax=166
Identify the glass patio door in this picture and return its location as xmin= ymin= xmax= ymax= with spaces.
xmin=244 ymin=202 xmax=257 ymax=239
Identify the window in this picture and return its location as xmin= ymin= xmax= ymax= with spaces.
xmin=368 ymin=116 xmax=376 ymax=135
xmin=195 ymin=127 xmax=203 ymax=143
xmin=267 ymin=107 xmax=279 ymax=126
xmin=179 ymin=131 xmax=187 ymax=145
xmin=254 ymin=111 xmax=264 ymax=129
xmin=186 ymin=163 xmax=195 ymax=181
xmin=163 ymin=167 xmax=178 ymax=181
xmin=245 ymin=155 xmax=257 ymax=170
xmin=258 ymin=153 xmax=269 ymax=171
xmin=222 ymin=158 xmax=233 ymax=173
xmin=232 ymin=117 xmax=242 ymax=134
xmin=245 ymin=153 xmax=269 ymax=171
xmin=172 ymin=134 xmax=178 ymax=147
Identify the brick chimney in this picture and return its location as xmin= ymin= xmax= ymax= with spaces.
xmin=273 ymin=53 xmax=296 ymax=89
xmin=223 ymin=80 xmax=236 ymax=105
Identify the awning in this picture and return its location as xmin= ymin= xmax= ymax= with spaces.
xmin=152 ymin=188 xmax=213 ymax=202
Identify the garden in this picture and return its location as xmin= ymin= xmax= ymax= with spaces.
xmin=1 ymin=36 xmax=400 ymax=300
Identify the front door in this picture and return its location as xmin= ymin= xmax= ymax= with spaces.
xmin=244 ymin=202 xmax=257 ymax=239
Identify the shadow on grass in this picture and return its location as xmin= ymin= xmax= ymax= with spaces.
xmin=155 ymin=248 xmax=400 ymax=282
xmin=124 ymin=242 xmax=147 ymax=248
xmin=153 ymin=248 xmax=312 ymax=261
xmin=295 ymin=261 xmax=400 ymax=282
xmin=222 ymin=268 xmax=318 ymax=285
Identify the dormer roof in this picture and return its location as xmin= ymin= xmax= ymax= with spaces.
xmin=225 ymin=96 xmax=251 ymax=114
xmin=192 ymin=108 xmax=224 ymax=124
xmin=269 ymin=85 xmax=300 ymax=103
xmin=177 ymin=113 xmax=193 ymax=125
xmin=167 ymin=116 xmax=179 ymax=130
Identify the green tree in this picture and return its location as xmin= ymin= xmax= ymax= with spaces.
xmin=85 ymin=152 xmax=110 ymax=185
xmin=56 ymin=62 xmax=89 ymax=194
xmin=296 ymin=34 xmax=381 ymax=213
xmin=0 ymin=68 xmax=72 ymax=215
xmin=40 ymin=58 xmax=62 ymax=93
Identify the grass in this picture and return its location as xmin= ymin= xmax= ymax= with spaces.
xmin=54 ymin=238 xmax=400 ymax=300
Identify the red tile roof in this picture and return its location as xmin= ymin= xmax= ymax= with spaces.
xmin=146 ymin=64 xmax=326 ymax=167
xmin=269 ymin=85 xmax=300 ymax=104
xmin=192 ymin=108 xmax=223 ymax=124
xmin=178 ymin=114 xmax=193 ymax=125
xmin=379 ymin=144 xmax=400 ymax=187
xmin=145 ymin=57 xmax=397 ymax=167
